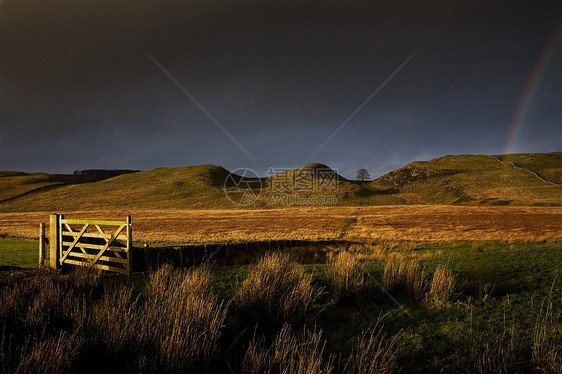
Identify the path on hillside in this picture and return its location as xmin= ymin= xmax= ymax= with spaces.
xmin=489 ymin=155 xmax=560 ymax=186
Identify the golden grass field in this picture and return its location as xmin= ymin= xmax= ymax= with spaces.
xmin=0 ymin=205 xmax=560 ymax=244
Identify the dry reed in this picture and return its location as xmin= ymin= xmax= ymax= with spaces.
xmin=469 ymin=324 xmax=518 ymax=373
xmin=343 ymin=323 xmax=399 ymax=374
xmin=138 ymin=264 xmax=228 ymax=372
xmin=235 ymin=252 xmax=319 ymax=327
xmin=326 ymin=251 xmax=368 ymax=305
xmin=0 ymin=265 xmax=228 ymax=373
xmin=427 ymin=266 xmax=456 ymax=305
xmin=241 ymin=324 xmax=334 ymax=374
xmin=532 ymin=289 xmax=562 ymax=373
xmin=383 ymin=259 xmax=428 ymax=301
xmin=14 ymin=330 xmax=84 ymax=374
xmin=87 ymin=285 xmax=139 ymax=354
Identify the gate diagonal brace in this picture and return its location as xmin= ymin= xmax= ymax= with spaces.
xmin=90 ymin=224 xmax=127 ymax=266
xmin=61 ymin=223 xmax=90 ymax=263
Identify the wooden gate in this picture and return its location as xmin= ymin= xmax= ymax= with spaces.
xmin=57 ymin=215 xmax=132 ymax=274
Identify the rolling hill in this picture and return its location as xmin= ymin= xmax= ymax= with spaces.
xmin=372 ymin=152 xmax=561 ymax=205
xmin=0 ymin=170 xmax=138 ymax=204
xmin=0 ymin=152 xmax=559 ymax=212
xmin=0 ymin=165 xmax=233 ymax=211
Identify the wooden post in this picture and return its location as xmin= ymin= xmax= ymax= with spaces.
xmin=39 ymin=223 xmax=46 ymax=267
xmin=127 ymin=216 xmax=132 ymax=275
xmin=49 ymin=214 xmax=60 ymax=269
xmin=58 ymin=214 xmax=64 ymax=267
xmin=144 ymin=244 xmax=151 ymax=272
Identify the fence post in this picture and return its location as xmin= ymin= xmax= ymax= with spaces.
xmin=39 ymin=223 xmax=46 ymax=267
xmin=49 ymin=214 xmax=60 ymax=269
xmin=144 ymin=244 xmax=151 ymax=272
xmin=127 ymin=216 xmax=132 ymax=275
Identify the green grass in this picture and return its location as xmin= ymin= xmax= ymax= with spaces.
xmin=0 ymin=238 xmax=38 ymax=268
xmin=0 ymin=241 xmax=560 ymax=372
xmin=0 ymin=170 xmax=136 ymax=203
xmin=0 ymin=165 xmax=234 ymax=212
xmin=210 ymin=241 xmax=562 ymax=372
xmin=373 ymin=153 xmax=562 ymax=205
xmin=1 ymin=152 xmax=560 ymax=212
xmin=496 ymin=152 xmax=562 ymax=184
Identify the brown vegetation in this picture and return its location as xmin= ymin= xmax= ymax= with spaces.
xmin=234 ymin=252 xmax=319 ymax=327
xmin=326 ymin=251 xmax=368 ymax=304
xmin=242 ymin=325 xmax=333 ymax=374
xmin=343 ymin=324 xmax=399 ymax=374
xmin=1 ymin=205 xmax=561 ymax=244
xmin=469 ymin=323 xmax=518 ymax=373
xmin=532 ymin=289 xmax=562 ymax=373
xmin=0 ymin=265 xmax=227 ymax=373
xmin=427 ymin=266 xmax=456 ymax=305
xmin=383 ymin=259 xmax=428 ymax=301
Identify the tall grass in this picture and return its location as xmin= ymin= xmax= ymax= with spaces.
xmin=138 ymin=264 xmax=228 ymax=372
xmin=14 ymin=330 xmax=84 ymax=374
xmin=383 ymin=259 xmax=427 ymax=301
xmin=241 ymin=324 xmax=334 ymax=374
xmin=87 ymin=285 xmax=139 ymax=354
xmin=235 ymin=252 xmax=319 ymax=327
xmin=326 ymin=251 xmax=368 ymax=305
xmin=1 ymin=244 xmax=560 ymax=373
xmin=343 ymin=323 xmax=399 ymax=374
xmin=0 ymin=275 xmax=81 ymax=335
xmin=0 ymin=273 xmax=84 ymax=373
xmin=469 ymin=323 xmax=518 ymax=373
xmin=532 ymin=288 xmax=562 ymax=373
xmin=427 ymin=266 xmax=456 ymax=305
xmin=0 ymin=265 xmax=228 ymax=373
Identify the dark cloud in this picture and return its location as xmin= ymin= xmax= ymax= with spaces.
xmin=1 ymin=0 xmax=561 ymax=178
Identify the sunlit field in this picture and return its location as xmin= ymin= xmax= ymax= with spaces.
xmin=1 ymin=182 xmax=560 ymax=373
xmin=0 ymin=205 xmax=560 ymax=244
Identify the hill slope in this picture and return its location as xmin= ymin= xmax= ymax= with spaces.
xmin=0 ymin=152 xmax=560 ymax=211
xmin=0 ymin=165 xmax=232 ymax=211
xmin=495 ymin=152 xmax=562 ymax=184
xmin=372 ymin=153 xmax=561 ymax=206
xmin=0 ymin=170 xmax=138 ymax=203
xmin=260 ymin=163 xmax=405 ymax=206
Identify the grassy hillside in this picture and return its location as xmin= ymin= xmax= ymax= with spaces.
xmin=373 ymin=153 xmax=562 ymax=206
xmin=0 ymin=152 xmax=560 ymax=211
xmin=495 ymin=152 xmax=562 ymax=184
xmin=0 ymin=170 xmax=139 ymax=203
xmin=261 ymin=163 xmax=405 ymax=206
xmin=0 ymin=164 xmax=405 ymax=212
xmin=0 ymin=165 xmax=233 ymax=212
xmin=0 ymin=172 xmax=72 ymax=202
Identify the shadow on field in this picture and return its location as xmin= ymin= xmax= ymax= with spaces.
xmin=137 ymin=239 xmax=357 ymax=269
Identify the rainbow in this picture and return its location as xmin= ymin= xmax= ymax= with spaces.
xmin=504 ymin=20 xmax=562 ymax=156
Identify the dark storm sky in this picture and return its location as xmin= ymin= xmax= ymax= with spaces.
xmin=1 ymin=0 xmax=561 ymax=179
